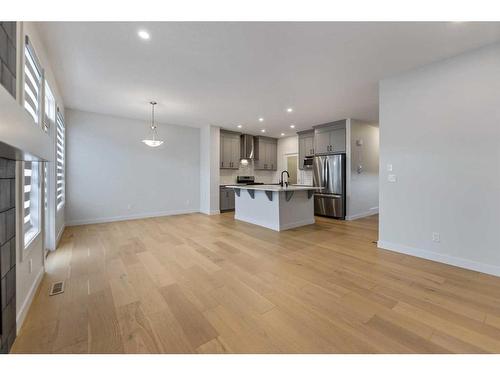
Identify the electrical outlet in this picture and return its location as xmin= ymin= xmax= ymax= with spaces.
xmin=127 ymin=204 xmax=132 ymax=210
xmin=432 ymin=232 xmax=440 ymax=243
xmin=388 ymin=174 xmax=397 ymax=183
xmin=186 ymin=199 xmax=190 ymax=206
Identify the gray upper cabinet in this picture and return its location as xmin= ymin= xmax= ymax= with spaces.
xmin=254 ymin=136 xmax=277 ymax=170
xmin=220 ymin=131 xmax=241 ymax=169
xmin=298 ymin=130 xmax=314 ymax=169
xmin=313 ymin=120 xmax=346 ymax=155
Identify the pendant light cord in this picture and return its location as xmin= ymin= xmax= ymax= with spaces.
xmin=150 ymin=101 xmax=157 ymax=140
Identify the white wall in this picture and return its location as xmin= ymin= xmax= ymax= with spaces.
xmin=346 ymin=120 xmax=379 ymax=220
xmin=200 ymin=125 xmax=220 ymax=215
xmin=378 ymin=42 xmax=500 ymax=276
xmin=65 ymin=109 xmax=200 ymax=225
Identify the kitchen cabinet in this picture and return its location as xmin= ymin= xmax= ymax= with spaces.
xmin=254 ymin=136 xmax=277 ymax=170
xmin=219 ymin=186 xmax=235 ymax=211
xmin=313 ymin=120 xmax=346 ymax=155
xmin=298 ymin=130 xmax=314 ymax=169
xmin=220 ymin=131 xmax=241 ymax=169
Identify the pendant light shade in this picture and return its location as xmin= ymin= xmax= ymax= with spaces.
xmin=142 ymin=101 xmax=164 ymax=147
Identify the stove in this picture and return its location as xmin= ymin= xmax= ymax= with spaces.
xmin=236 ymin=176 xmax=265 ymax=185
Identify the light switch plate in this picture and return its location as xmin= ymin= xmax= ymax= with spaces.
xmin=388 ymin=174 xmax=397 ymax=183
xmin=432 ymin=232 xmax=440 ymax=242
xmin=387 ymin=164 xmax=393 ymax=172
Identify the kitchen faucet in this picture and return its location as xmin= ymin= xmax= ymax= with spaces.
xmin=279 ymin=170 xmax=290 ymax=187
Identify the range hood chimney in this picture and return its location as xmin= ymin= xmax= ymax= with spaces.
xmin=240 ymin=134 xmax=254 ymax=160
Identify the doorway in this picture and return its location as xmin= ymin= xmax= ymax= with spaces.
xmin=286 ymin=155 xmax=298 ymax=184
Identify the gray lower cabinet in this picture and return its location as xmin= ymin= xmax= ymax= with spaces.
xmin=254 ymin=136 xmax=277 ymax=170
xmin=220 ymin=187 xmax=235 ymax=211
xmin=313 ymin=120 xmax=346 ymax=154
xmin=298 ymin=130 xmax=314 ymax=169
xmin=220 ymin=131 xmax=241 ymax=169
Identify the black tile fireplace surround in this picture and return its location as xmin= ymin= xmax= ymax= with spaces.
xmin=0 ymin=157 xmax=16 ymax=353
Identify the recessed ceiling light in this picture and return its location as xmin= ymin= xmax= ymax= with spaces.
xmin=259 ymin=118 xmax=264 ymax=122
xmin=237 ymin=124 xmax=242 ymax=128
xmin=138 ymin=30 xmax=151 ymax=40
xmin=286 ymin=108 xmax=293 ymax=113
xmin=281 ymin=133 xmax=285 ymax=136
xmin=261 ymin=129 xmax=266 ymax=133
xmin=290 ymin=124 xmax=295 ymax=128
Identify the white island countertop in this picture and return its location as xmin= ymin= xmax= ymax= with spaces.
xmin=226 ymin=184 xmax=321 ymax=192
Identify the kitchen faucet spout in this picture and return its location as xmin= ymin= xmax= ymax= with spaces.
xmin=280 ymin=170 xmax=290 ymax=187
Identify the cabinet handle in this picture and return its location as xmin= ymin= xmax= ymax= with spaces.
xmin=221 ymin=161 xmax=224 ymax=167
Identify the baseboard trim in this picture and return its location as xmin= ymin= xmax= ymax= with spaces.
xmin=16 ymin=266 xmax=44 ymax=333
xmin=378 ymin=240 xmax=500 ymax=277
xmin=55 ymin=224 xmax=65 ymax=247
xmin=280 ymin=218 xmax=316 ymax=231
xmin=347 ymin=208 xmax=379 ymax=221
xmin=66 ymin=209 xmax=200 ymax=226
xmin=200 ymin=209 xmax=221 ymax=215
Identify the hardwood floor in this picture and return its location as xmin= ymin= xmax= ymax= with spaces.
xmin=11 ymin=213 xmax=500 ymax=353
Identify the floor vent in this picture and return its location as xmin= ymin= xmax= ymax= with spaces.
xmin=49 ymin=281 xmax=65 ymax=296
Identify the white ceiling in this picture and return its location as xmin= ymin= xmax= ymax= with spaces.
xmin=37 ymin=22 xmax=500 ymax=137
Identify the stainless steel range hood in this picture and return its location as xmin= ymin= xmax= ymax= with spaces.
xmin=240 ymin=134 xmax=254 ymax=160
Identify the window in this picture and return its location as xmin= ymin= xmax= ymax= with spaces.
xmin=24 ymin=161 xmax=41 ymax=247
xmin=24 ymin=35 xmax=43 ymax=126
xmin=56 ymin=110 xmax=65 ymax=209
xmin=43 ymin=81 xmax=56 ymax=132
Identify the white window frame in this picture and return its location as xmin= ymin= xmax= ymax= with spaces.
xmin=44 ymin=80 xmax=56 ymax=132
xmin=23 ymin=161 xmax=42 ymax=249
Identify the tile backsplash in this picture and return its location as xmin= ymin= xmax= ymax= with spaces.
xmin=220 ymin=159 xmax=277 ymax=185
xmin=219 ymin=159 xmax=313 ymax=185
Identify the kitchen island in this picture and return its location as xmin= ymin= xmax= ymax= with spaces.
xmin=225 ymin=185 xmax=320 ymax=231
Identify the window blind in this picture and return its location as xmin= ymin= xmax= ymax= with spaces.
xmin=24 ymin=161 xmax=40 ymax=246
xmin=24 ymin=161 xmax=33 ymax=232
xmin=24 ymin=36 xmax=43 ymax=125
xmin=56 ymin=110 xmax=65 ymax=209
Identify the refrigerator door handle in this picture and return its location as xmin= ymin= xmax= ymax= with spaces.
xmin=323 ymin=156 xmax=329 ymax=189
xmin=315 ymin=193 xmax=342 ymax=198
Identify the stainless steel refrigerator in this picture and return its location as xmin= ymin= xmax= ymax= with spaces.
xmin=313 ymin=153 xmax=346 ymax=219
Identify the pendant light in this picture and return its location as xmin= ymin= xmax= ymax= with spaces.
xmin=142 ymin=101 xmax=164 ymax=147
